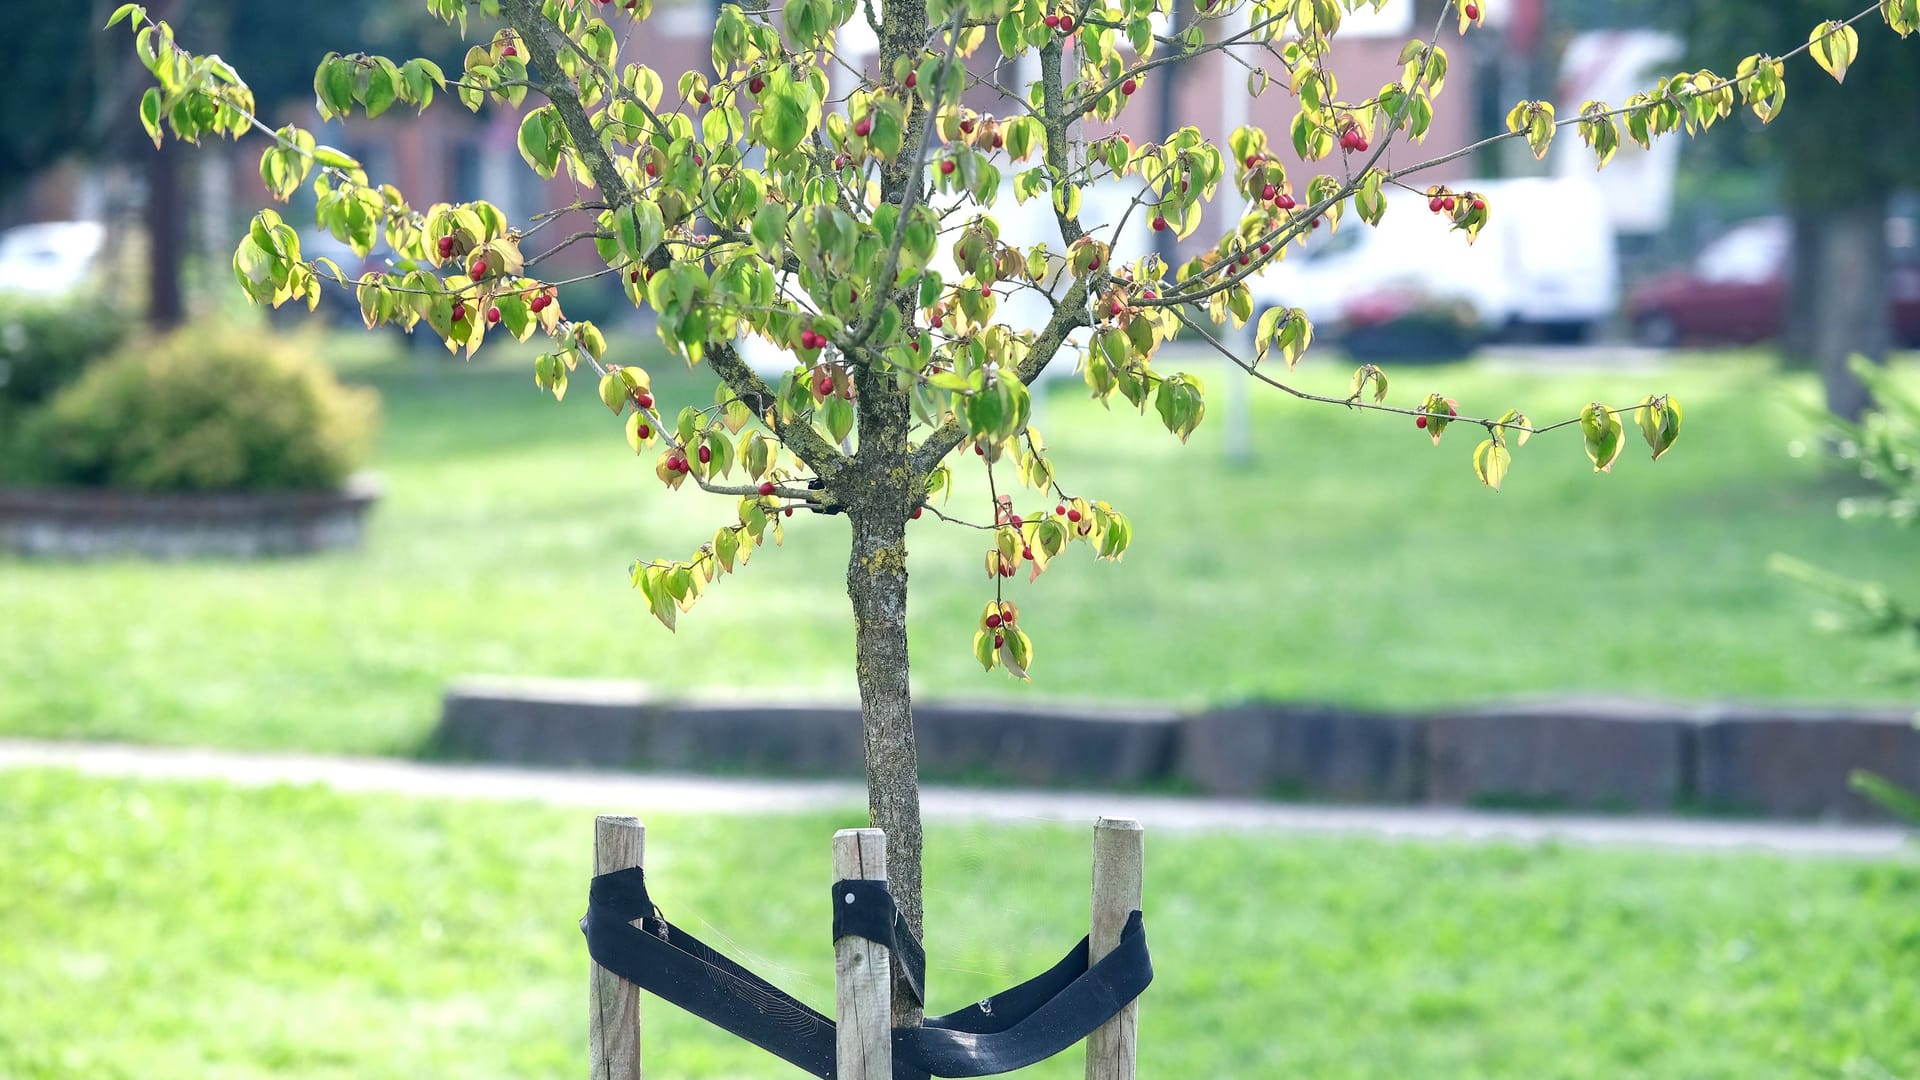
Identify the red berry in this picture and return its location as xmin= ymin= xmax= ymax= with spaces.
xmin=1261 ymin=184 xmax=1277 ymax=201
xmin=1353 ymin=136 xmax=1369 ymax=152
xmin=1277 ymin=193 xmax=1296 ymax=210
xmin=1151 ymin=216 xmax=1167 ymax=232
xmin=636 ymin=392 xmax=653 ymax=409
xmin=695 ymin=90 xmax=710 ymax=105
xmin=437 ymin=235 xmax=455 ymax=258
xmin=975 ymin=443 xmax=986 ymax=456
xmin=1464 ymin=2 xmax=1479 ymax=18
xmin=501 ymin=44 xmax=517 ymax=57
xmin=905 ymin=71 xmax=917 ymax=88
xmin=1110 ymin=301 xmax=1123 ymax=316
xmin=1056 ymin=504 xmax=1067 ymax=515
xmin=960 ymin=118 xmax=976 ymax=135
xmin=486 ymin=306 xmax=501 ymax=325
xmin=1429 ymin=196 xmax=1444 ymax=212
xmin=912 ymin=506 xmax=923 ymax=519
xmin=992 ymin=133 xmax=1003 ymax=150
xmin=987 ymin=613 xmax=1003 ymax=629
xmin=1058 ymin=14 xmax=1074 ymax=31
xmin=1416 ymin=415 xmax=1428 ymax=429
xmin=854 ymin=117 xmax=873 ymax=138
xmin=758 ymin=481 xmax=775 ymax=496
xmin=1022 ymin=546 xmax=1034 ymax=559
xmin=470 ymin=258 xmax=486 ymax=278
xmin=697 ymin=445 xmax=712 ymax=464
xmin=1443 ymin=196 xmax=1457 ymax=211
xmin=636 ymin=423 xmax=651 ymax=438
xmin=994 ymin=633 xmax=1005 ymax=647
xmin=1448 ymin=405 xmax=1458 ymax=417
xmin=1472 ymin=198 xmax=1486 ymax=211
xmin=999 ymin=562 xmax=1015 ymax=578
xmin=451 ymin=302 xmax=467 ymax=322
xmin=941 ymin=159 xmax=956 ymax=176
xmin=1044 ymin=13 xmax=1061 ymax=27
xmin=1238 ymin=254 xmax=1250 ymax=266
xmin=1122 ymin=79 xmax=1137 ymax=96
xmin=1088 ymin=256 xmax=1100 ymax=270
xmin=748 ymin=76 xmax=766 ymax=95
xmin=1142 ymin=289 xmax=1157 ymax=299
xmin=645 ymin=160 xmax=659 ymax=178
xmin=1245 ymin=154 xmax=1261 ymax=169
xmin=1066 ymin=509 xmax=1081 ymax=522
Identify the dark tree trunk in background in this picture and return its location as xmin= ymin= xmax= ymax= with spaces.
xmin=1804 ymin=197 xmax=1892 ymax=421
xmin=144 ymin=140 xmax=186 ymax=330
xmin=1782 ymin=210 xmax=1819 ymax=363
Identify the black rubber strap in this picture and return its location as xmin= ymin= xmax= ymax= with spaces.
xmin=582 ymin=867 xmax=1152 ymax=1079
xmin=583 ymin=867 xmax=837 ymax=1075
xmin=831 ymin=879 xmax=927 ymax=1006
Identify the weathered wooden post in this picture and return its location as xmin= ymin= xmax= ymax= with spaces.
xmin=834 ymin=827 xmax=893 ymax=1080
xmin=590 ymin=815 xmax=646 ymax=1080
xmin=1086 ymin=817 xmax=1144 ymax=1080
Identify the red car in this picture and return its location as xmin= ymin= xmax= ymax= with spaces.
xmin=1628 ymin=216 xmax=1920 ymax=347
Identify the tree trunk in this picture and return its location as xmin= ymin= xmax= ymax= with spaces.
xmin=1782 ymin=209 xmax=1819 ymax=363
xmin=845 ymin=500 xmax=924 ymax=1026
xmin=1805 ymin=197 xmax=1891 ymax=421
xmin=144 ymin=138 xmax=186 ymax=330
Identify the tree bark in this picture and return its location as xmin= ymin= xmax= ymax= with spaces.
xmin=144 ymin=138 xmax=186 ymax=330
xmin=1805 ymin=197 xmax=1892 ymax=421
xmin=1782 ymin=209 xmax=1819 ymax=364
xmin=845 ymin=495 xmax=924 ymax=1026
xmin=865 ymin=0 xmax=930 ymax=1029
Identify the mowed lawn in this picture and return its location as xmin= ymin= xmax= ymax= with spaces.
xmin=1 ymin=770 xmax=1916 ymax=1079
xmin=1 ymin=335 xmax=1915 ymax=755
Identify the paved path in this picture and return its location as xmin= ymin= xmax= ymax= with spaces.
xmin=2 ymin=738 xmax=1910 ymax=857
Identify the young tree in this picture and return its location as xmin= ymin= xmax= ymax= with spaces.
xmin=110 ymin=0 xmax=1915 ymax=1022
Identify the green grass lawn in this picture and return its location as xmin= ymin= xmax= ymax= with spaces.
xmin=1 ymin=769 xmax=1916 ymax=1078
xmin=1 ymin=334 xmax=1915 ymax=755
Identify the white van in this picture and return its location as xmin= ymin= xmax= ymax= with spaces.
xmin=1245 ymin=176 xmax=1619 ymax=343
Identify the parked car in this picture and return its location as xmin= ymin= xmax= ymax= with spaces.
xmin=1245 ymin=177 xmax=1620 ymax=345
xmin=1627 ymin=215 xmax=1920 ymax=347
xmin=0 ymin=221 xmax=105 ymax=298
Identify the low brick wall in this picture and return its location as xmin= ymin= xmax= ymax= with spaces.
xmin=430 ymin=679 xmax=1920 ymax=821
xmin=0 ymin=475 xmax=379 ymax=558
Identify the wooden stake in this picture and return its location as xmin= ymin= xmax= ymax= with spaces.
xmin=833 ymin=828 xmax=893 ymax=1080
xmin=1086 ymin=817 xmax=1144 ymax=1080
xmin=590 ymin=815 xmax=646 ymax=1080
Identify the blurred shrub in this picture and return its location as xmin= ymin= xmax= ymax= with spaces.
xmin=0 ymin=299 xmax=131 ymax=413
xmin=18 ymin=323 xmax=379 ymax=493
xmin=1771 ymin=357 xmax=1920 ymax=824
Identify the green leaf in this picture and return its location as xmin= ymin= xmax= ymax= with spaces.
xmin=1809 ymin=20 xmax=1859 ymax=83
xmin=1851 ymin=770 xmax=1920 ymax=824
xmin=107 ymin=3 xmax=146 ymax=30
xmin=750 ymin=202 xmax=786 ymax=261
xmin=822 ymin=394 xmax=854 ymax=444
xmin=1580 ymin=402 xmax=1625 ymax=473
xmin=600 ymin=373 xmax=627 ymax=415
xmin=1472 ymin=438 xmax=1512 ymax=491
xmin=517 ymin=109 xmax=560 ymax=178
xmin=138 ymin=87 xmax=164 ymax=147
xmin=1635 ymin=394 xmax=1682 ymax=461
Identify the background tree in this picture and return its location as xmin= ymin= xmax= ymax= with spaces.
xmin=109 ymin=0 xmax=1912 ymax=1024
xmin=1683 ymin=0 xmax=1920 ymax=420
xmin=7 ymin=1 xmax=452 ymax=326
